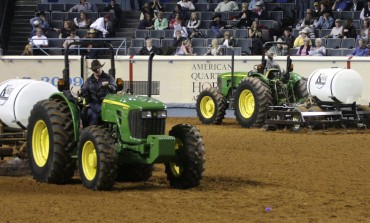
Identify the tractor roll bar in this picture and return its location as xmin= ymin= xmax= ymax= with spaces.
xmin=63 ymin=41 xmax=116 ymax=91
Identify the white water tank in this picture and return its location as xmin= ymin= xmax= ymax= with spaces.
xmin=0 ymin=79 xmax=58 ymax=129
xmin=307 ymin=68 xmax=364 ymax=104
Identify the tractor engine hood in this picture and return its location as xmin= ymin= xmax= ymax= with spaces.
xmin=103 ymin=94 xmax=166 ymax=111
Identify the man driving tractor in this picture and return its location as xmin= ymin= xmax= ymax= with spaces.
xmin=79 ymin=59 xmax=117 ymax=125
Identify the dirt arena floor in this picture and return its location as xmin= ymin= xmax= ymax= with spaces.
xmin=1 ymin=117 xmax=370 ymax=223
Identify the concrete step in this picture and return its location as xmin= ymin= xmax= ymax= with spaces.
xmin=15 ymin=5 xmax=36 ymax=11
xmin=14 ymin=11 xmax=35 ymax=16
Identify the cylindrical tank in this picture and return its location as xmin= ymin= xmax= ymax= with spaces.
xmin=0 ymin=79 xmax=58 ymax=129
xmin=307 ymin=68 xmax=364 ymax=104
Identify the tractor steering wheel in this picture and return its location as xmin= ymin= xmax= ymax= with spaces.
xmin=95 ymin=84 xmax=115 ymax=101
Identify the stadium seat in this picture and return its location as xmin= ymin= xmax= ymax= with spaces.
xmin=319 ymin=29 xmax=331 ymax=37
xmin=161 ymin=38 xmax=173 ymax=48
xmin=265 ymin=3 xmax=281 ymax=11
xmin=95 ymin=3 xmax=107 ymax=12
xmin=192 ymin=47 xmax=208 ymax=55
xmin=135 ymin=30 xmax=150 ymax=39
xmin=234 ymin=29 xmax=248 ymax=38
xmin=237 ymin=38 xmax=252 ymax=55
xmin=326 ymin=48 xmax=341 ymax=56
xmin=226 ymin=47 xmax=242 ymax=56
xmin=326 ymin=38 xmax=342 ymax=49
xmin=150 ymin=38 xmax=161 ymax=47
xmin=51 ymin=12 xmax=66 ymax=20
xmin=67 ymin=12 xmax=80 ymax=20
xmin=194 ymin=3 xmax=208 ymax=11
xmin=150 ymin=30 xmax=164 ymax=39
xmin=201 ymin=12 xmax=214 ymax=21
xmin=164 ymin=29 xmax=174 ymax=38
xmin=128 ymin=47 xmax=142 ymax=55
xmin=164 ymin=3 xmax=177 ymax=12
xmin=281 ymin=3 xmax=295 ymax=18
xmin=289 ymin=48 xmax=298 ymax=55
xmin=268 ymin=11 xmax=283 ymax=22
xmin=76 ymin=29 xmax=87 ymax=38
xmin=36 ymin=3 xmax=51 ymax=12
xmin=341 ymin=49 xmax=353 ymax=56
xmin=50 ymin=3 xmax=65 ymax=12
xmin=201 ymin=20 xmax=213 ymax=29
xmin=259 ymin=20 xmax=275 ymax=29
xmin=131 ymin=38 xmax=145 ymax=47
xmin=341 ymin=38 xmax=356 ymax=49
xmin=191 ymin=38 xmax=206 ymax=47
xmin=49 ymin=20 xmax=63 ymax=29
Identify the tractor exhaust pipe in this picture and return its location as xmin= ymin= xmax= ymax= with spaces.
xmin=148 ymin=52 xmax=155 ymax=98
xmin=231 ymin=48 xmax=235 ymax=90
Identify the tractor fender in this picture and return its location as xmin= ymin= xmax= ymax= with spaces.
xmin=247 ymin=72 xmax=269 ymax=85
xmin=50 ymin=92 xmax=80 ymax=141
xmin=289 ymin=72 xmax=304 ymax=85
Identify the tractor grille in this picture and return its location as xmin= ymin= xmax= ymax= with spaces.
xmin=128 ymin=110 xmax=166 ymax=139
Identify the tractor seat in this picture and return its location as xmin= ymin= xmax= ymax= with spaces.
xmin=265 ymin=68 xmax=280 ymax=79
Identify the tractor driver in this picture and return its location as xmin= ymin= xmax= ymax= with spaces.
xmin=79 ymin=59 xmax=117 ymax=125
xmin=264 ymin=50 xmax=281 ymax=77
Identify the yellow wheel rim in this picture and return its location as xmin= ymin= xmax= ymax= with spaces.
xmin=200 ymin=96 xmax=215 ymax=119
xmin=239 ymin=89 xmax=255 ymax=119
xmin=169 ymin=139 xmax=183 ymax=177
xmin=32 ymin=120 xmax=49 ymax=167
xmin=81 ymin=141 xmax=97 ymax=181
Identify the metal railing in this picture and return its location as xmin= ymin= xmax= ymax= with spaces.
xmin=28 ymin=37 xmax=127 ymax=56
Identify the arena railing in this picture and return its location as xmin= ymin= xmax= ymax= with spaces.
xmin=28 ymin=37 xmax=127 ymax=56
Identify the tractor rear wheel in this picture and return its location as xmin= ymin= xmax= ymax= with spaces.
xmin=27 ymin=99 xmax=75 ymax=184
xmin=78 ymin=126 xmax=117 ymax=190
xmin=294 ymin=78 xmax=309 ymax=103
xmin=165 ymin=124 xmax=205 ymax=189
xmin=196 ymin=88 xmax=227 ymax=124
xmin=291 ymin=106 xmax=308 ymax=132
xmin=116 ymin=164 xmax=154 ymax=182
xmin=234 ymin=77 xmax=272 ymax=128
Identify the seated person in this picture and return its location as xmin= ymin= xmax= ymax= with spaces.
xmin=264 ymin=51 xmax=281 ymax=75
xmin=63 ymin=30 xmax=80 ymax=55
xmin=30 ymin=28 xmax=49 ymax=55
xmin=69 ymin=0 xmax=96 ymax=12
xmin=139 ymin=38 xmax=161 ymax=55
xmin=79 ymin=59 xmax=117 ymax=126
xmin=74 ymin=12 xmax=92 ymax=29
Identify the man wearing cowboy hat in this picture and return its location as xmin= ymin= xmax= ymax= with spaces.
xmin=79 ymin=59 xmax=117 ymax=125
xmin=265 ymin=50 xmax=281 ymax=74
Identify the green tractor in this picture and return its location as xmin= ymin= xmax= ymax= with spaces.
xmin=196 ymin=41 xmax=308 ymax=128
xmin=26 ymin=42 xmax=205 ymax=190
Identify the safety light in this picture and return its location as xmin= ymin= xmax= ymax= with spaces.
xmin=289 ymin=64 xmax=294 ymax=72
xmin=116 ymin=78 xmax=124 ymax=91
xmin=141 ymin=111 xmax=152 ymax=119
xmin=57 ymin=79 xmax=65 ymax=92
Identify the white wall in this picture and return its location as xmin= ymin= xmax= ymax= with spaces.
xmin=0 ymin=55 xmax=369 ymax=107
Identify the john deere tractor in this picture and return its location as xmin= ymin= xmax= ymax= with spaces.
xmin=27 ymin=42 xmax=205 ymax=190
xmin=196 ymin=41 xmax=308 ymax=128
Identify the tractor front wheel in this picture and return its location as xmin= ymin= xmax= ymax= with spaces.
xmin=165 ymin=124 xmax=205 ymax=189
xmin=234 ymin=77 xmax=272 ymax=128
xmin=78 ymin=126 xmax=117 ymax=190
xmin=27 ymin=99 xmax=75 ymax=184
xmin=196 ymin=88 xmax=227 ymax=124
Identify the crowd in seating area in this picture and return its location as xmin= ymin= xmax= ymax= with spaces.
xmin=25 ymin=0 xmax=370 ymax=57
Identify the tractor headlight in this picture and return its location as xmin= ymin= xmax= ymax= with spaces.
xmin=141 ymin=111 xmax=152 ymax=119
xmin=156 ymin=110 xmax=167 ymax=118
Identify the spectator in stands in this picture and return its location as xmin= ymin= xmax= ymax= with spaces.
xmin=360 ymin=0 xmax=370 ymax=21
xmin=176 ymin=38 xmax=196 ymax=55
xmin=311 ymin=2 xmax=321 ymax=19
xmin=298 ymin=0 xmax=309 ymax=19
xmin=296 ymin=9 xmax=315 ymax=30
xmin=169 ymin=4 xmax=187 ymax=21
xmin=30 ymin=28 xmax=49 ymax=55
xmin=177 ymin=0 xmax=195 ymax=11
xmin=69 ymin=0 xmax=96 ymax=12
xmin=90 ymin=14 xmax=115 ymax=38
xmin=235 ymin=3 xmax=253 ymax=29
xmin=349 ymin=0 xmax=365 ymax=12
xmin=154 ymin=11 xmax=168 ymax=30
xmin=251 ymin=1 xmax=267 ymax=20
xmin=173 ymin=30 xmax=187 ymax=47
xmin=342 ymin=19 xmax=357 ymax=39
xmin=30 ymin=11 xmax=49 ymax=35
xmin=302 ymin=20 xmax=316 ymax=39
xmin=130 ymin=0 xmax=143 ymax=10
xmin=309 ymin=38 xmax=326 ymax=56
xmin=280 ymin=27 xmax=295 ymax=48
xmin=138 ymin=13 xmax=155 ymax=30
xmin=140 ymin=3 xmax=154 ymax=20
xmin=169 ymin=13 xmax=183 ymax=29
xmin=55 ymin=20 xmax=75 ymax=39
xmin=187 ymin=12 xmax=201 ymax=35
xmin=139 ymin=38 xmax=161 ymax=55
xmin=21 ymin=44 xmax=33 ymax=56
xmin=293 ymin=29 xmax=312 ymax=48
xmin=210 ymin=14 xmax=227 ymax=38
xmin=104 ymin=0 xmax=122 ymax=28
xmin=63 ymin=29 xmax=80 ymax=55
xmin=296 ymin=37 xmax=311 ymax=56
xmin=325 ymin=19 xmax=343 ymax=38
xmin=351 ymin=38 xmax=369 ymax=56
xmin=358 ymin=18 xmax=370 ymax=40
xmin=84 ymin=29 xmax=99 ymax=59
xmin=214 ymin=0 xmax=239 ymax=12
xmin=150 ymin=0 xmax=165 ymax=18
xmin=173 ymin=24 xmax=188 ymax=38
xmin=30 ymin=21 xmax=42 ymax=37
xmin=248 ymin=0 xmax=264 ymax=11
xmin=205 ymin=38 xmax=222 ymax=56
xmin=249 ymin=20 xmax=264 ymax=55
xmin=219 ymin=31 xmax=235 ymax=48
xmin=74 ymin=12 xmax=92 ymax=29
xmin=268 ymin=38 xmax=287 ymax=56
xmin=332 ymin=0 xmax=348 ymax=12
xmin=314 ymin=9 xmax=334 ymax=29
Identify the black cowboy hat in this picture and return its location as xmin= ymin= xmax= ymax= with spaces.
xmin=89 ymin=60 xmax=105 ymax=69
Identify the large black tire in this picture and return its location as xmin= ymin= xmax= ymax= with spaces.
xmin=196 ymin=88 xmax=227 ymax=124
xmin=78 ymin=126 xmax=117 ymax=190
xmin=116 ymin=164 xmax=154 ymax=182
xmin=234 ymin=77 xmax=273 ymax=128
xmin=294 ymin=78 xmax=309 ymax=102
xmin=27 ymin=99 xmax=75 ymax=184
xmin=357 ymin=105 xmax=370 ymax=127
xmin=165 ymin=124 xmax=205 ymax=189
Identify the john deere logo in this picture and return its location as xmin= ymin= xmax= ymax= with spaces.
xmin=315 ymin=73 xmax=327 ymax=89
